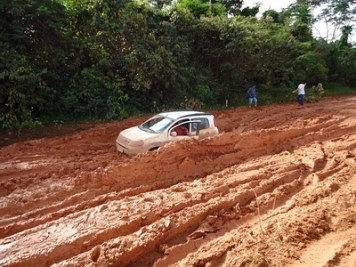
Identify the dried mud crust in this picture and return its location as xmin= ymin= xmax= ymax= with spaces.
xmin=0 ymin=96 xmax=356 ymax=267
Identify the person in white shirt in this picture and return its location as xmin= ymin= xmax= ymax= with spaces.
xmin=295 ymin=83 xmax=306 ymax=105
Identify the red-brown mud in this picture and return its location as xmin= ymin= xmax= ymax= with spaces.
xmin=0 ymin=96 xmax=355 ymax=267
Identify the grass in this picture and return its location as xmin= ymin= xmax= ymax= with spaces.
xmin=324 ymin=84 xmax=356 ymax=96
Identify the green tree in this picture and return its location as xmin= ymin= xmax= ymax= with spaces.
xmin=0 ymin=0 xmax=68 ymax=129
xmin=176 ymin=0 xmax=227 ymax=18
xmin=148 ymin=0 xmax=173 ymax=9
xmin=240 ymin=5 xmax=260 ymax=17
xmin=289 ymin=0 xmax=314 ymax=42
xmin=262 ymin=9 xmax=283 ymax=23
xmin=59 ymin=0 xmax=129 ymax=119
xmin=311 ymin=0 xmax=356 ymax=43
xmin=326 ymin=40 xmax=356 ymax=85
xmin=1 ymin=0 xmax=352 ymax=131
xmin=214 ymin=0 xmax=243 ymax=16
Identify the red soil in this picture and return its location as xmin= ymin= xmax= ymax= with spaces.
xmin=0 ymin=96 xmax=355 ymax=267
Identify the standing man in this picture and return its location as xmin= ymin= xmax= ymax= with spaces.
xmin=295 ymin=83 xmax=306 ymax=105
xmin=247 ymin=84 xmax=257 ymax=107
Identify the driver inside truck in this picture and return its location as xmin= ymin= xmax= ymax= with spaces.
xmin=174 ymin=124 xmax=189 ymax=136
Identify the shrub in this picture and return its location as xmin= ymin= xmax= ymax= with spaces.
xmin=307 ymin=83 xmax=325 ymax=102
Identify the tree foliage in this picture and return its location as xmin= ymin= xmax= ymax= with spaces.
xmin=310 ymin=0 xmax=356 ymax=41
xmin=0 ymin=0 xmax=355 ymax=131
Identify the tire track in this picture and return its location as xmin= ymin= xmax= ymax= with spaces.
xmin=0 ymin=97 xmax=355 ymax=267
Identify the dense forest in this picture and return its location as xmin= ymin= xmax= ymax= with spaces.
xmin=1 ymin=0 xmax=356 ymax=131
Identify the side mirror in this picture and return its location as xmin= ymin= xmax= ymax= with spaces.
xmin=170 ymin=131 xmax=177 ymax=137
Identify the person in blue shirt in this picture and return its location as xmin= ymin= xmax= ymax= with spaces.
xmin=247 ymin=85 xmax=257 ymax=107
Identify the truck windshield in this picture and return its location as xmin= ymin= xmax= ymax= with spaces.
xmin=139 ymin=116 xmax=174 ymax=133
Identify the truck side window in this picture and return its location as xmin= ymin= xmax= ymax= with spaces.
xmin=199 ymin=118 xmax=209 ymax=129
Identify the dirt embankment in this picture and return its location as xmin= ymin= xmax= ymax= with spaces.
xmin=0 ymin=96 xmax=355 ymax=267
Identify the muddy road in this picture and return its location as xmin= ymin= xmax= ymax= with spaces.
xmin=0 ymin=96 xmax=355 ymax=267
